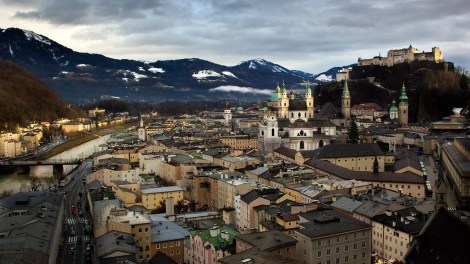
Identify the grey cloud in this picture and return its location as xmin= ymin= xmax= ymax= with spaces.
xmin=3 ymin=0 xmax=470 ymax=72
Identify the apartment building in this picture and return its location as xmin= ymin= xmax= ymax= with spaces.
xmin=295 ymin=208 xmax=372 ymax=264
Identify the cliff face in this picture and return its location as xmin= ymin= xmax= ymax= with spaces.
xmin=0 ymin=60 xmax=79 ymax=128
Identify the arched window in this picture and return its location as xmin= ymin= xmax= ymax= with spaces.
xmin=298 ymin=112 xmax=301 ymax=118
xmin=300 ymin=141 xmax=305 ymax=150
xmin=291 ymin=113 xmax=294 ymax=118
xmin=319 ymin=140 xmax=324 ymax=147
xmin=261 ymin=131 xmax=264 ymax=136
xmin=272 ymin=128 xmax=275 ymax=137
xmin=304 ymin=112 xmax=306 ymax=117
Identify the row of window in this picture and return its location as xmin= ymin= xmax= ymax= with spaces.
xmin=313 ymin=232 xmax=368 ymax=246
xmin=313 ymin=253 xmax=367 ymax=263
xmin=156 ymin=241 xmax=181 ymax=249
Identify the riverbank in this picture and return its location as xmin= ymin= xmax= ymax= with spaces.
xmin=37 ymin=122 xmax=136 ymax=160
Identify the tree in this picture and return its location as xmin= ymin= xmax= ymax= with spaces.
xmin=347 ymin=119 xmax=359 ymax=144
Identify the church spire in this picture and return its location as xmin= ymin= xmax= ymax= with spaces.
xmin=399 ymin=82 xmax=408 ymax=104
xmin=342 ymin=80 xmax=350 ymax=96
xmin=305 ymin=80 xmax=311 ymax=96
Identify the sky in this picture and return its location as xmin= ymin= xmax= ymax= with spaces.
xmin=1 ymin=0 xmax=469 ymax=73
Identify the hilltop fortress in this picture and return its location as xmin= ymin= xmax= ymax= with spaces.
xmin=358 ymin=45 xmax=443 ymax=67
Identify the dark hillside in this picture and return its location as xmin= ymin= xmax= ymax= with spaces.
xmin=0 ymin=60 xmax=80 ymax=128
xmin=316 ymin=62 xmax=470 ymax=122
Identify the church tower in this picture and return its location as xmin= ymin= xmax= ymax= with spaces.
xmin=398 ymin=83 xmax=409 ymax=126
xmin=138 ymin=115 xmax=147 ymax=142
xmin=224 ymin=101 xmax=232 ymax=125
xmin=341 ymin=80 xmax=351 ymax=119
xmin=434 ymin=158 xmax=447 ymax=210
xmin=389 ymin=99 xmax=399 ymax=120
xmin=305 ymin=81 xmax=314 ymax=118
xmin=279 ymin=81 xmax=289 ymax=118
xmin=289 ymin=87 xmax=295 ymax=100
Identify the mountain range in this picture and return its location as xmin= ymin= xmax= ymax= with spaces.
xmin=0 ymin=27 xmax=345 ymax=103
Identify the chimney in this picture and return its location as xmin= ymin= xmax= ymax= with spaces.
xmin=166 ymin=197 xmax=175 ymax=217
xmin=209 ymin=226 xmax=219 ymax=237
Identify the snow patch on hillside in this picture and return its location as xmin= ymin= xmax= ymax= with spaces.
xmin=222 ymin=71 xmax=237 ymax=78
xmin=130 ymin=71 xmax=148 ymax=81
xmin=148 ymin=67 xmax=165 ymax=73
xmin=23 ymin=30 xmax=51 ymax=45
xmin=192 ymin=70 xmax=221 ymax=79
xmin=76 ymin=64 xmax=91 ymax=68
xmin=209 ymin=85 xmax=272 ymax=95
xmin=315 ymin=74 xmax=333 ymax=82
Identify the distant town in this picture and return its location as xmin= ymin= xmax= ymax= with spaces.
xmin=1 ymin=45 xmax=470 ymax=264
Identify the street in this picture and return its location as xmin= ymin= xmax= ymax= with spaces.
xmin=420 ymin=155 xmax=459 ymax=209
xmin=59 ymin=159 xmax=93 ymax=264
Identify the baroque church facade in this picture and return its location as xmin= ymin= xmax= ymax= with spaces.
xmin=259 ymin=80 xmax=409 ymax=152
xmin=259 ymin=82 xmax=338 ymax=152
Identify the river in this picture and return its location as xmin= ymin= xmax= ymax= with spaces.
xmin=0 ymin=134 xmax=111 ymax=195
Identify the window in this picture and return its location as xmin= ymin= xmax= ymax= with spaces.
xmin=326 ymin=249 xmax=331 ymax=256
xmin=336 ymin=247 xmax=339 ymax=254
xmin=177 ymin=250 xmax=181 ymax=254
xmin=163 ymin=243 xmax=167 ymax=248
xmin=354 ymin=243 xmax=357 ymax=250
xmin=345 ymin=256 xmax=349 ymax=263
xmin=170 ymin=250 xmax=174 ymax=256
xmin=345 ymin=245 xmax=349 ymax=252
xmin=287 ymin=247 xmax=291 ymax=253
xmin=353 ymin=254 xmax=357 ymax=261
xmin=318 ymin=251 xmax=322 ymax=258
xmin=317 ymin=241 xmax=322 ymax=246
xmin=362 ymin=252 xmax=366 ymax=258
xmin=156 ymin=244 xmax=160 ymax=249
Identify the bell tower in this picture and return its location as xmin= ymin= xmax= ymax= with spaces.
xmin=398 ymin=83 xmax=409 ymax=126
xmin=305 ymin=81 xmax=314 ymax=118
xmin=341 ymin=81 xmax=351 ymax=119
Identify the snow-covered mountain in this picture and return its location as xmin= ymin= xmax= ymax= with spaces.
xmin=0 ymin=27 xmax=336 ymax=103
xmin=313 ymin=64 xmax=357 ymax=82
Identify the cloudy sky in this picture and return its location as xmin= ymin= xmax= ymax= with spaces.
xmin=1 ymin=0 xmax=469 ymax=73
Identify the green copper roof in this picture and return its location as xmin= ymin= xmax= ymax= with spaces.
xmin=305 ymin=80 xmax=311 ymax=94
xmin=271 ymin=93 xmax=279 ymax=102
xmin=390 ymin=99 xmax=398 ymax=112
xmin=258 ymin=106 xmax=269 ymax=111
xmin=275 ymin=82 xmax=281 ymax=93
xmin=281 ymin=81 xmax=287 ymax=94
xmin=342 ymin=80 xmax=350 ymax=96
xmin=190 ymin=226 xmax=240 ymax=250
xmin=399 ymin=83 xmax=408 ymax=104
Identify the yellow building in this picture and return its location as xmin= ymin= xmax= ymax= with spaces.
xmin=316 ymin=143 xmax=389 ymax=172
xmin=141 ymin=186 xmax=184 ymax=211
xmin=61 ymin=122 xmax=85 ymax=134
xmin=220 ymin=135 xmax=259 ymax=150
xmin=217 ymin=177 xmax=255 ymax=209
xmin=111 ymin=181 xmax=141 ymax=207
xmin=93 ymin=201 xmax=152 ymax=260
